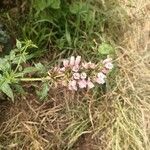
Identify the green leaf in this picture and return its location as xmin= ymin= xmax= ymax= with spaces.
xmin=37 ymin=82 xmax=49 ymax=100
xmin=50 ymin=0 xmax=60 ymax=9
xmin=98 ymin=43 xmax=114 ymax=55
xmin=16 ymin=39 xmax=22 ymax=49
xmin=65 ymin=22 xmax=72 ymax=46
xmin=0 ymin=81 xmax=14 ymax=102
xmin=23 ymin=67 xmax=38 ymax=74
xmin=70 ymin=2 xmax=88 ymax=14
xmin=33 ymin=0 xmax=60 ymax=11
xmin=14 ymin=84 xmax=25 ymax=94
xmin=0 ymin=58 xmax=11 ymax=71
xmin=9 ymin=51 xmax=16 ymax=60
xmin=35 ymin=63 xmax=46 ymax=73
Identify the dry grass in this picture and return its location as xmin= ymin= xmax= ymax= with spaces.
xmin=0 ymin=0 xmax=150 ymax=150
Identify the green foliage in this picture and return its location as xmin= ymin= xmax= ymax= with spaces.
xmin=33 ymin=0 xmax=61 ymax=11
xmin=0 ymin=40 xmax=37 ymax=101
xmin=98 ymin=42 xmax=115 ymax=55
xmin=36 ymin=82 xmax=49 ymax=100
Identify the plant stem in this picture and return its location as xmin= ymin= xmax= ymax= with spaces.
xmin=18 ymin=76 xmax=51 ymax=82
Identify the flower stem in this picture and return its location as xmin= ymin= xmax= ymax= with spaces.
xmin=18 ymin=76 xmax=51 ymax=82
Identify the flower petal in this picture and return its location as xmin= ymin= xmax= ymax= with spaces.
xmin=73 ymin=73 xmax=80 ymax=80
xmin=70 ymin=56 xmax=75 ymax=66
xmin=96 ymin=77 xmax=105 ymax=84
xmin=78 ymin=80 xmax=87 ymax=89
xmin=75 ymin=56 xmax=81 ymax=66
xmin=63 ymin=59 xmax=69 ymax=67
xmin=87 ymin=81 xmax=94 ymax=89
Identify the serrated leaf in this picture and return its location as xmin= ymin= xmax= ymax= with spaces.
xmin=0 ymin=81 xmax=14 ymax=102
xmin=0 ymin=58 xmax=11 ymax=71
xmin=23 ymin=67 xmax=38 ymax=74
xmin=14 ymin=84 xmax=25 ymax=94
xmin=35 ymin=63 xmax=46 ymax=73
xmin=98 ymin=43 xmax=114 ymax=55
xmin=37 ymin=83 xmax=49 ymax=100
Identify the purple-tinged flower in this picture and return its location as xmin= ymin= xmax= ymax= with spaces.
xmin=70 ymin=56 xmax=75 ymax=66
xmin=68 ymin=80 xmax=77 ymax=91
xmin=80 ymin=72 xmax=87 ymax=79
xmin=97 ymin=72 xmax=106 ymax=79
xmin=63 ymin=59 xmax=69 ymax=67
xmin=75 ymin=56 xmax=81 ymax=66
xmin=72 ymin=65 xmax=79 ymax=72
xmin=78 ymin=80 xmax=87 ymax=89
xmin=105 ymin=62 xmax=113 ymax=70
xmin=96 ymin=77 xmax=105 ymax=84
xmin=73 ymin=73 xmax=80 ymax=80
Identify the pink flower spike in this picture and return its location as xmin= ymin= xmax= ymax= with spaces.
xmin=97 ymin=72 xmax=106 ymax=79
xmin=96 ymin=77 xmax=105 ymax=84
xmin=73 ymin=73 xmax=80 ymax=80
xmin=80 ymin=72 xmax=87 ymax=79
xmin=70 ymin=56 xmax=75 ymax=66
xmin=78 ymin=80 xmax=87 ymax=89
xmin=72 ymin=65 xmax=79 ymax=72
xmin=105 ymin=62 xmax=113 ymax=70
xmin=68 ymin=80 xmax=77 ymax=91
xmin=87 ymin=80 xmax=94 ymax=89
xmin=63 ymin=59 xmax=69 ymax=67
xmin=75 ymin=56 xmax=81 ymax=66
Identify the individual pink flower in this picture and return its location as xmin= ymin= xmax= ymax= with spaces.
xmin=68 ymin=80 xmax=77 ymax=91
xmin=72 ymin=65 xmax=79 ymax=72
xmin=105 ymin=62 xmax=113 ymax=70
xmin=75 ymin=56 xmax=81 ymax=66
xmin=80 ymin=72 xmax=87 ymax=79
xmin=73 ymin=73 xmax=80 ymax=80
xmin=102 ymin=68 xmax=109 ymax=74
xmin=63 ymin=59 xmax=69 ymax=67
xmin=88 ymin=62 xmax=96 ymax=69
xmin=82 ymin=62 xmax=89 ymax=69
xmin=70 ymin=56 xmax=75 ymax=66
xmin=96 ymin=77 xmax=105 ymax=84
xmin=78 ymin=80 xmax=87 ymax=89
xmin=102 ymin=58 xmax=112 ymax=64
xmin=97 ymin=72 xmax=106 ymax=79
xmin=87 ymin=78 xmax=94 ymax=89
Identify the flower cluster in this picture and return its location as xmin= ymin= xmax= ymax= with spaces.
xmin=49 ymin=56 xmax=113 ymax=91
